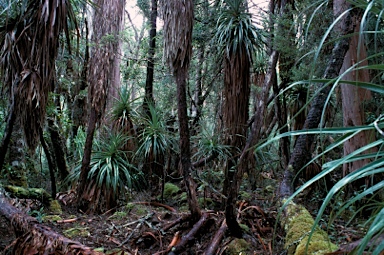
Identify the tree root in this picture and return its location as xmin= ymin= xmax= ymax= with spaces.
xmin=168 ymin=212 xmax=210 ymax=255
xmin=203 ymin=218 xmax=227 ymax=255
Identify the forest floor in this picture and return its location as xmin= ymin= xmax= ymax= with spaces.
xmin=0 ymin=179 xmax=368 ymax=255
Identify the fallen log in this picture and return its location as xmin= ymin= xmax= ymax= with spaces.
xmin=4 ymin=185 xmax=53 ymax=205
xmin=0 ymin=189 xmax=104 ymax=255
xmin=281 ymin=200 xmax=337 ymax=255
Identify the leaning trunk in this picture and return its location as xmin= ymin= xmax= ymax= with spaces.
xmin=279 ymin=8 xmax=356 ymax=197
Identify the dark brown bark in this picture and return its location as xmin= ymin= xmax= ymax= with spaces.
xmin=76 ymin=107 xmax=97 ymax=211
xmin=203 ymin=219 xmax=227 ymax=255
xmin=221 ymin=43 xmax=251 ymax=237
xmin=143 ymin=0 xmax=157 ymax=117
xmin=48 ymin=118 xmax=69 ymax=182
xmin=168 ymin=212 xmax=209 ymax=255
xmin=279 ymin=9 xmax=356 ymax=198
xmin=175 ymin=67 xmax=201 ymax=222
xmin=0 ymin=190 xmax=104 ymax=254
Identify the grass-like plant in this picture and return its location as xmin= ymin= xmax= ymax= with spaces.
xmin=66 ymin=130 xmax=145 ymax=212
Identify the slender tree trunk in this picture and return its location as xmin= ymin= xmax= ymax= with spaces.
xmin=76 ymin=108 xmax=97 ymax=211
xmin=39 ymin=129 xmax=57 ymax=197
xmin=143 ymin=0 xmax=157 ymax=117
xmin=175 ymin=67 xmax=201 ymax=222
xmin=279 ymin=8 xmax=356 ymax=198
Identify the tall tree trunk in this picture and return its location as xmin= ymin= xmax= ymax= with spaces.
xmin=279 ymin=7 xmax=356 ymax=198
xmin=176 ymin=67 xmax=201 ymax=222
xmin=338 ymin=4 xmax=374 ymax=191
xmin=76 ymin=0 xmax=126 ymax=212
xmin=143 ymin=0 xmax=157 ymax=117
xmin=221 ymin=45 xmax=251 ymax=237
xmin=163 ymin=0 xmax=201 ymax=222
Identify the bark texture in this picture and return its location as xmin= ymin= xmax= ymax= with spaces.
xmin=279 ymin=8 xmax=356 ymax=197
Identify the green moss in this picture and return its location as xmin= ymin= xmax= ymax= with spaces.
xmin=163 ymin=183 xmax=180 ymax=199
xmin=63 ymin=227 xmax=90 ymax=238
xmin=42 ymin=215 xmax=63 ymax=223
xmin=226 ymin=238 xmax=251 ymax=255
xmin=198 ymin=197 xmax=213 ymax=208
xmin=49 ymin=200 xmax=62 ymax=214
xmin=295 ymin=234 xmax=338 ymax=255
xmin=135 ymin=205 xmax=147 ymax=216
xmin=110 ymin=211 xmax=127 ymax=219
xmin=282 ymin=200 xmax=338 ymax=255
xmin=126 ymin=202 xmax=135 ymax=211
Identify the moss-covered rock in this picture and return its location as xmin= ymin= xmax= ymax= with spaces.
xmin=63 ymin=227 xmax=90 ymax=238
xmin=163 ymin=183 xmax=180 ymax=199
xmin=226 ymin=238 xmax=251 ymax=255
xmin=282 ymin=200 xmax=338 ymax=255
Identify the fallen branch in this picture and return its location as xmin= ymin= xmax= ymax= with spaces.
xmin=162 ymin=213 xmax=190 ymax=232
xmin=203 ymin=219 xmax=227 ymax=255
xmin=0 ymin=189 xmax=104 ymax=254
xmin=4 ymin=185 xmax=52 ymax=205
xmin=168 ymin=212 xmax=209 ymax=255
xmin=120 ymin=212 xmax=154 ymax=246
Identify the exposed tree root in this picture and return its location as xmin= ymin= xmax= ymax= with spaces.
xmin=203 ymin=219 xmax=227 ymax=255
xmin=168 ymin=212 xmax=210 ymax=254
xmin=0 ymin=189 xmax=104 ymax=255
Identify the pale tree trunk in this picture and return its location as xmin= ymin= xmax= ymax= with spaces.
xmin=339 ymin=17 xmax=373 ymax=177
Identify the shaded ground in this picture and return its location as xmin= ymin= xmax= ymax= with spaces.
xmin=0 ymin=188 xmax=286 ymax=255
xmin=0 ymin=179 xmax=368 ymax=255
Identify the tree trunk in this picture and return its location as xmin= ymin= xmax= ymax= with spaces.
xmin=76 ymin=108 xmax=97 ymax=212
xmin=143 ymin=0 xmax=157 ymax=117
xmin=339 ymin=8 xmax=374 ymax=190
xmin=7 ymin=117 xmax=28 ymax=188
xmin=175 ymin=67 xmax=201 ymax=222
xmin=279 ymin=8 xmax=356 ymax=198
xmin=76 ymin=0 xmax=126 ymax=212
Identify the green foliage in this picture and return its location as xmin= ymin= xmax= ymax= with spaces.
xmin=28 ymin=207 xmax=45 ymax=223
xmin=89 ymin=130 xmax=144 ymax=194
xmin=136 ymin=104 xmax=176 ymax=161
xmin=192 ymin=128 xmax=231 ymax=163
xmin=214 ymin=0 xmax=265 ymax=60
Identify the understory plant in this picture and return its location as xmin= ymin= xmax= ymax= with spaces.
xmin=66 ymin=130 xmax=144 ymax=212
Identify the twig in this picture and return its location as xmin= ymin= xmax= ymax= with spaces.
xmin=120 ymin=213 xmax=154 ymax=246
